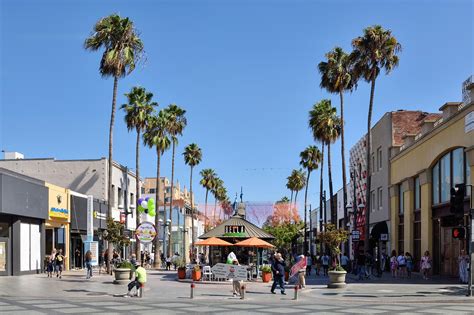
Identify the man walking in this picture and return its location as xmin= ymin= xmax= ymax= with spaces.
xmin=270 ymin=253 xmax=286 ymax=295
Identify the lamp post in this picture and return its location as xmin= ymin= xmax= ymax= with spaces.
xmin=180 ymin=226 xmax=189 ymax=260
xmin=159 ymin=218 xmax=171 ymax=261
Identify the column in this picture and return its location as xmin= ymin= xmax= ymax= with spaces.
xmin=403 ymin=179 xmax=414 ymax=254
xmin=419 ymin=169 xmax=432 ymax=258
xmin=389 ymin=185 xmax=399 ymax=253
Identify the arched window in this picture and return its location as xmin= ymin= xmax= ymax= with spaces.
xmin=431 ymin=148 xmax=469 ymax=205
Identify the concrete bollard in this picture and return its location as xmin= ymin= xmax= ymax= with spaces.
xmin=190 ymin=282 xmax=195 ymax=299
xmin=240 ymin=284 xmax=245 ymax=300
xmin=293 ymin=285 xmax=299 ymax=300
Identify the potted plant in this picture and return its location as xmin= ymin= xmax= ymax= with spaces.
xmin=114 ymin=261 xmax=134 ymax=284
xmin=318 ymin=223 xmax=350 ymax=288
xmin=260 ymin=265 xmax=272 ymax=283
xmin=177 ymin=259 xmax=186 ymax=280
xmin=192 ymin=265 xmax=202 ymax=281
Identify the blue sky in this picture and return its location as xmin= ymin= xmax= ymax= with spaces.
xmin=1 ymin=0 xmax=473 ymax=211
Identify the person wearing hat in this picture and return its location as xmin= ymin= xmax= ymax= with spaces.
xmin=270 ymin=253 xmax=286 ymax=295
xmin=126 ymin=262 xmax=147 ymax=297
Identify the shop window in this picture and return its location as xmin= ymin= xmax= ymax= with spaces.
xmin=440 ymin=154 xmax=451 ymax=202
xmin=149 ymin=188 xmax=156 ymax=194
xmin=432 ymin=163 xmax=439 ymax=204
xmin=432 ymin=148 xmax=468 ymax=205
xmin=378 ymin=187 xmax=383 ymax=210
xmin=414 ymin=177 xmax=421 ymax=210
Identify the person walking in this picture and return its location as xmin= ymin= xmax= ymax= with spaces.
xmin=126 ymin=262 xmax=147 ymax=297
xmin=341 ymin=253 xmax=349 ymax=272
xmin=270 ymin=253 xmax=286 ymax=295
xmin=321 ymin=253 xmax=330 ymax=276
xmin=421 ymin=251 xmax=432 ymax=280
xmin=315 ymin=252 xmax=321 ymax=276
xmin=305 ymin=253 xmax=312 ymax=276
xmin=458 ymin=249 xmax=469 ymax=284
xmin=390 ymin=250 xmax=398 ymax=278
xmin=357 ymin=252 xmax=366 ymax=280
xmin=85 ymin=250 xmax=93 ymax=279
xmin=75 ymin=248 xmax=82 ymax=269
xmin=47 ymin=249 xmax=56 ymax=278
xmin=165 ymin=256 xmax=172 ymax=271
xmin=232 ymin=259 xmax=243 ymax=298
xmin=365 ymin=251 xmax=373 ymax=279
xmin=297 ymin=255 xmax=306 ymax=289
xmin=397 ymin=252 xmax=407 ymax=279
xmin=55 ymin=249 xmax=65 ymax=279
xmin=405 ymin=252 xmax=414 ymax=279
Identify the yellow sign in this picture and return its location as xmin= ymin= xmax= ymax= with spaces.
xmin=49 ymin=207 xmax=69 ymax=219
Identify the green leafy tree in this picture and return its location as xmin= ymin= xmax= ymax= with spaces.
xmin=309 ymin=99 xmax=341 ymax=225
xmin=300 ymin=145 xmax=321 ymax=252
xmin=144 ymin=109 xmax=171 ymax=268
xmin=319 ymin=47 xmax=355 ymax=231
xmin=104 ymin=218 xmax=130 ymax=251
xmin=351 ymin=25 xmax=401 ymax=251
xmin=163 ymin=104 xmax=187 ymax=257
xmin=183 ymin=143 xmax=202 ymax=259
xmin=121 ymin=86 xmax=157 ymax=259
xmin=317 ymin=223 xmax=349 ymax=270
xmin=264 ymin=221 xmax=304 ymax=256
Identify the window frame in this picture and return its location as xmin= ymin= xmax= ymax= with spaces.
xmin=432 ymin=148 xmax=468 ymax=205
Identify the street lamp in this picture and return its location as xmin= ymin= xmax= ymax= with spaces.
xmin=159 ymin=218 xmax=171 ymax=260
xmin=179 ymin=226 xmax=189 ymax=260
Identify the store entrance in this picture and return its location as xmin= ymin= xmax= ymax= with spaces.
xmin=0 ymin=238 xmax=8 ymax=276
xmin=440 ymin=226 xmax=462 ymax=276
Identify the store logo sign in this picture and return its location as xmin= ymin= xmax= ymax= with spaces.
xmin=50 ymin=207 xmax=69 ymax=219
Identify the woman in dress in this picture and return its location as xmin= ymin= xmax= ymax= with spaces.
xmin=390 ymin=250 xmax=398 ymax=278
xmin=421 ymin=251 xmax=432 ymax=280
xmin=458 ymin=249 xmax=469 ymax=284
xmin=405 ymin=252 xmax=414 ymax=279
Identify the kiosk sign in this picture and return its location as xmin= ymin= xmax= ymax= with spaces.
xmin=135 ymin=221 xmax=157 ymax=244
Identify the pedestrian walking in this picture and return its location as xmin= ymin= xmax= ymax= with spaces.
xmin=390 ymin=250 xmax=398 ymax=278
xmin=458 ymin=250 xmax=469 ymax=284
xmin=55 ymin=249 xmax=65 ymax=279
xmin=47 ymin=249 xmax=56 ymax=278
xmin=305 ymin=253 xmax=312 ymax=276
xmin=340 ymin=253 xmax=349 ymax=271
xmin=126 ymin=262 xmax=147 ymax=297
xmin=85 ymin=250 xmax=93 ymax=279
xmin=405 ymin=252 xmax=414 ymax=279
xmin=321 ymin=253 xmax=330 ymax=276
xmin=365 ymin=251 xmax=373 ymax=278
xmin=397 ymin=252 xmax=407 ymax=279
xmin=315 ymin=253 xmax=321 ymax=276
xmin=357 ymin=252 xmax=366 ymax=280
xmin=232 ymin=259 xmax=243 ymax=298
xmin=166 ymin=256 xmax=171 ymax=270
xmin=75 ymin=248 xmax=82 ymax=269
xmin=421 ymin=251 xmax=432 ymax=280
xmin=270 ymin=253 xmax=286 ymax=295
xmin=297 ymin=255 xmax=306 ymax=289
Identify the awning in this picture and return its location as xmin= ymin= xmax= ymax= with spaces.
xmin=194 ymin=237 xmax=233 ymax=247
xmin=233 ymin=237 xmax=275 ymax=248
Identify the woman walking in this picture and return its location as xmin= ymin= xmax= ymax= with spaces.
xmin=458 ymin=249 xmax=469 ymax=284
xmin=390 ymin=250 xmax=398 ymax=278
xmin=47 ymin=248 xmax=56 ymax=278
xmin=85 ymin=250 xmax=93 ymax=279
xmin=421 ymin=251 xmax=432 ymax=280
xmin=405 ymin=252 xmax=414 ymax=279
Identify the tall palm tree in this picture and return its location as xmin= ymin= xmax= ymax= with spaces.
xmin=121 ymin=86 xmax=157 ymax=259
xmin=351 ymin=25 xmax=401 ymax=251
xmin=211 ymin=178 xmax=224 ymax=226
xmin=309 ymin=99 xmax=341 ymax=226
xmin=200 ymin=169 xmax=217 ymax=231
xmin=318 ymin=47 xmax=355 ymax=231
xmin=286 ymin=173 xmax=295 ymax=215
xmin=183 ymin=143 xmax=202 ymax=261
xmin=84 ymin=14 xmax=144 ymax=269
xmin=292 ymin=169 xmax=307 ymax=210
xmin=300 ymin=145 xmax=321 ymax=252
xmin=144 ymin=109 xmax=171 ymax=268
xmin=163 ymin=104 xmax=187 ymax=257
xmin=216 ymin=185 xmax=227 ymax=222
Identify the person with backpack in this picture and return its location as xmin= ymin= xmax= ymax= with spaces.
xmin=55 ymin=249 xmax=65 ymax=279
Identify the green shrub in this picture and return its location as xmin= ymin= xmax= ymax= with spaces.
xmin=260 ymin=265 xmax=272 ymax=273
xmin=118 ymin=261 xmax=134 ymax=269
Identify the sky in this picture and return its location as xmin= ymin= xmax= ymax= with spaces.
xmin=1 ymin=0 xmax=473 ymax=213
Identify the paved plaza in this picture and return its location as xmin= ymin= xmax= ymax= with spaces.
xmin=1 ymin=270 xmax=473 ymax=314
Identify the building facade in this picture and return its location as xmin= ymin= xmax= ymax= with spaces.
xmin=390 ymin=78 xmax=474 ymax=276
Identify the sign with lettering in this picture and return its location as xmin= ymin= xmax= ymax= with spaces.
xmin=135 ymin=222 xmax=157 ymax=244
xmin=351 ymin=230 xmax=360 ymax=240
xmin=49 ymin=207 xmax=69 ymax=219
xmin=211 ymin=263 xmax=248 ymax=281
xmin=84 ymin=241 xmax=98 ymax=266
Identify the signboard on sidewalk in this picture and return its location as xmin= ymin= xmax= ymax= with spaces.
xmin=211 ymin=263 xmax=248 ymax=281
xmin=83 ymin=241 xmax=98 ymax=266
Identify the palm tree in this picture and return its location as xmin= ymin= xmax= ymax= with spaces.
xmin=351 ymin=25 xmax=401 ymax=252
xmin=309 ymin=99 xmax=341 ymax=226
xmin=211 ymin=178 xmax=224 ymax=226
xmin=121 ymin=86 xmax=157 ymax=259
xmin=300 ymin=145 xmax=321 ymax=252
xmin=318 ymin=47 xmax=355 ymax=231
xmin=292 ymin=169 xmax=306 ymax=210
xmin=200 ymin=169 xmax=217 ymax=231
xmin=144 ymin=109 xmax=171 ymax=268
xmin=286 ymin=173 xmax=295 ymax=214
xmin=183 ymin=143 xmax=202 ymax=261
xmin=84 ymin=14 xmax=144 ymax=269
xmin=163 ymin=104 xmax=187 ymax=257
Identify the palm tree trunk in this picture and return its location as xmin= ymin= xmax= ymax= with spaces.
xmin=213 ymin=198 xmax=217 ymax=226
xmin=107 ymin=75 xmax=118 ymax=273
xmin=340 ymin=91 xmax=349 ymax=254
xmin=303 ymin=171 xmax=311 ymax=253
xmin=289 ymin=190 xmax=294 ymax=220
xmin=204 ymin=189 xmax=209 ymax=232
xmin=328 ymin=142 xmax=335 ymax=225
xmin=364 ymin=77 xmax=376 ymax=253
xmin=190 ymin=166 xmax=195 ymax=262
xmin=135 ymin=128 xmax=141 ymax=261
xmin=153 ymin=149 xmax=161 ymax=268
xmin=319 ymin=144 xmax=325 ymax=227
xmin=168 ymin=140 xmax=176 ymax=258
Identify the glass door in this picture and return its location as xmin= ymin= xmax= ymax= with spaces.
xmin=0 ymin=238 xmax=8 ymax=276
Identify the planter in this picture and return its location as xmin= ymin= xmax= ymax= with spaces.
xmin=113 ymin=268 xmax=131 ymax=284
xmin=177 ymin=268 xmax=186 ymax=279
xmin=192 ymin=270 xmax=202 ymax=281
xmin=284 ymin=271 xmax=289 ymax=282
xmin=261 ymin=271 xmax=272 ymax=283
xmin=327 ymin=270 xmax=347 ymax=288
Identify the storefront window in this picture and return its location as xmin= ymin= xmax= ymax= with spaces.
xmin=433 ymin=163 xmax=439 ymax=204
xmin=440 ymin=154 xmax=451 ymax=203
xmin=452 ymin=148 xmax=464 ymax=186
